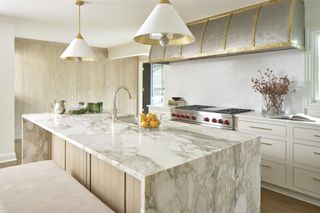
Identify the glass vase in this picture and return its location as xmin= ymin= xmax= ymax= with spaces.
xmin=261 ymin=95 xmax=285 ymax=116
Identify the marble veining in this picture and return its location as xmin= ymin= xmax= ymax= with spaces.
xmin=23 ymin=113 xmax=261 ymax=212
xmin=144 ymin=138 xmax=260 ymax=212
xmin=23 ymin=113 xmax=258 ymax=180
xmin=22 ymin=119 xmax=51 ymax=163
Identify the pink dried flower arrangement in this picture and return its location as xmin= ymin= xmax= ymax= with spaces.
xmin=252 ymin=69 xmax=294 ymax=115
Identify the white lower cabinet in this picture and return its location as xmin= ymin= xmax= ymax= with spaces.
xmin=293 ymin=143 xmax=320 ymax=168
xmin=293 ymin=168 xmax=320 ymax=196
xmin=236 ymin=115 xmax=320 ymax=203
xmin=261 ymin=138 xmax=286 ymax=160
xmin=261 ymin=160 xmax=287 ymax=185
xmin=293 ymin=126 xmax=320 ymax=143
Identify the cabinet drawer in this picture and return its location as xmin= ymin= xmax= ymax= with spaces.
xmin=294 ymin=143 xmax=320 ymax=168
xmin=238 ymin=120 xmax=287 ymax=137
xmin=294 ymin=168 xmax=320 ymax=196
xmin=293 ymin=127 xmax=320 ymax=143
xmin=261 ymin=138 xmax=286 ymax=160
xmin=261 ymin=160 xmax=286 ymax=185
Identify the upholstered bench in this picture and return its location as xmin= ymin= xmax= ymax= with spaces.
xmin=0 ymin=161 xmax=114 ymax=213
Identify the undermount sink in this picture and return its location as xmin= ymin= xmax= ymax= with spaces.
xmin=116 ymin=114 xmax=138 ymax=125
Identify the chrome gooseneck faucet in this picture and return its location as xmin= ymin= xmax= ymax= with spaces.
xmin=112 ymin=86 xmax=132 ymax=120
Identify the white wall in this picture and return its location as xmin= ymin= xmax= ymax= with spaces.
xmin=163 ymin=49 xmax=305 ymax=114
xmin=0 ymin=17 xmax=16 ymax=163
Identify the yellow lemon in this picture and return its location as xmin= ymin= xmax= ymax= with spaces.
xmin=150 ymin=114 xmax=158 ymax=121
xmin=150 ymin=120 xmax=159 ymax=128
xmin=140 ymin=121 xmax=149 ymax=128
xmin=140 ymin=113 xmax=147 ymax=121
xmin=146 ymin=113 xmax=153 ymax=121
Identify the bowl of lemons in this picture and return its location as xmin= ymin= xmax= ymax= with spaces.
xmin=139 ymin=113 xmax=160 ymax=129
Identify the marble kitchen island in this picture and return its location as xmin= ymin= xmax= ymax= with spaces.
xmin=22 ymin=113 xmax=260 ymax=213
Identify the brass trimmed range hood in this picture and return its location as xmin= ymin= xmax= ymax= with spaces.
xmin=149 ymin=0 xmax=305 ymax=63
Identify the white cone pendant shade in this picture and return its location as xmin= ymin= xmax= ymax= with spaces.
xmin=134 ymin=0 xmax=195 ymax=46
xmin=60 ymin=0 xmax=96 ymax=62
xmin=60 ymin=34 xmax=96 ymax=62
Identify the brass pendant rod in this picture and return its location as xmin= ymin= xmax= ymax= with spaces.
xmin=78 ymin=2 xmax=81 ymax=34
xmin=75 ymin=0 xmax=84 ymax=34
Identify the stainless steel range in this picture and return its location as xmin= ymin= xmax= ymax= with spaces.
xmin=170 ymin=105 xmax=252 ymax=130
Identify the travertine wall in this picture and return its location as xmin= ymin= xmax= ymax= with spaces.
xmin=15 ymin=38 xmax=138 ymax=138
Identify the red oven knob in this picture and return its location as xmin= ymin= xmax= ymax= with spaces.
xmin=186 ymin=115 xmax=191 ymax=119
xmin=218 ymin=119 xmax=223 ymax=124
xmin=191 ymin=115 xmax=197 ymax=120
xmin=204 ymin=117 xmax=210 ymax=122
xmin=171 ymin=113 xmax=176 ymax=117
xmin=176 ymin=114 xmax=181 ymax=118
xmin=212 ymin=118 xmax=217 ymax=123
xmin=181 ymin=114 xmax=186 ymax=119
xmin=224 ymin=120 xmax=230 ymax=125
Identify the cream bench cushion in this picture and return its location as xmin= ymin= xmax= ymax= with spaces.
xmin=0 ymin=161 xmax=114 ymax=213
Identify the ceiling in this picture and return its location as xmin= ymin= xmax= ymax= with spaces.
xmin=0 ymin=0 xmax=267 ymax=48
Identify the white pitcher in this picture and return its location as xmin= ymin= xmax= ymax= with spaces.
xmin=50 ymin=100 xmax=66 ymax=114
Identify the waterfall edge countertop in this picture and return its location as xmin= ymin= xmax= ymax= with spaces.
xmin=23 ymin=113 xmax=259 ymax=181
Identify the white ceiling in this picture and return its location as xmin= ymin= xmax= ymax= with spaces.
xmin=0 ymin=0 xmax=267 ymax=48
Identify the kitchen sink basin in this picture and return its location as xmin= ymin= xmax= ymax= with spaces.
xmin=116 ymin=114 xmax=138 ymax=125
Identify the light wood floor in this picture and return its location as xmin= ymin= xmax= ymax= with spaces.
xmin=1 ymin=140 xmax=319 ymax=212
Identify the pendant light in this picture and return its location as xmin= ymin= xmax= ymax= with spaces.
xmin=60 ymin=0 xmax=96 ymax=62
xmin=134 ymin=0 xmax=195 ymax=47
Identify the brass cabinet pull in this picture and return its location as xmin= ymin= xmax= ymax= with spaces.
xmin=262 ymin=142 xmax=272 ymax=146
xmin=313 ymin=177 xmax=320 ymax=182
xmin=314 ymin=152 xmax=320 ymax=156
xmin=249 ymin=126 xmax=272 ymax=131
xmin=314 ymin=134 xmax=320 ymax=138
xmin=261 ymin=164 xmax=271 ymax=169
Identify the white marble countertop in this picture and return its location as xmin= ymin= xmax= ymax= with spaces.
xmin=23 ymin=113 xmax=258 ymax=180
xmin=235 ymin=112 xmax=320 ymax=127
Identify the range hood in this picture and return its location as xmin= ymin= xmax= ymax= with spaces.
xmin=149 ymin=0 xmax=305 ymax=63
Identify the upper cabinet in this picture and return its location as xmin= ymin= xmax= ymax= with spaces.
xmin=149 ymin=0 xmax=305 ymax=63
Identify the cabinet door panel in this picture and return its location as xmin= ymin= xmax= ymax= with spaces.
xmin=294 ymin=143 xmax=320 ymax=168
xmin=237 ymin=120 xmax=287 ymax=137
xmin=51 ymin=134 xmax=66 ymax=169
xmin=65 ymin=143 xmax=90 ymax=188
xmin=126 ymin=174 xmax=141 ymax=213
xmin=261 ymin=137 xmax=286 ymax=160
xmin=261 ymin=160 xmax=286 ymax=186
xmin=294 ymin=168 xmax=320 ymax=197
xmin=91 ymin=156 xmax=125 ymax=213
xmin=293 ymin=126 xmax=320 ymax=143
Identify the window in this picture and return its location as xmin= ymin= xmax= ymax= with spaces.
xmin=318 ymin=35 xmax=320 ymax=97
xmin=151 ymin=64 xmax=164 ymax=105
xmin=306 ymin=28 xmax=320 ymax=115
